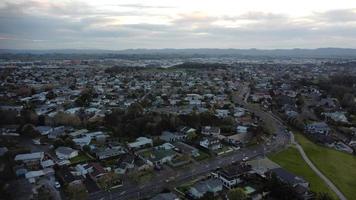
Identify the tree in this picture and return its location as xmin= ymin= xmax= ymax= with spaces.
xmin=266 ymin=173 xmax=298 ymax=200
xmin=187 ymin=132 xmax=197 ymax=141
xmin=75 ymin=88 xmax=95 ymax=107
xmin=65 ymin=184 xmax=88 ymax=200
xmin=82 ymin=145 xmax=90 ymax=153
xmin=53 ymin=112 xmax=81 ymax=127
xmin=199 ymin=191 xmax=215 ymax=200
xmin=21 ymin=124 xmax=40 ymax=138
xmin=227 ymin=188 xmax=247 ymax=200
xmin=36 ymin=186 xmax=53 ymax=200
xmin=20 ymin=109 xmax=38 ymax=125
xmin=315 ymin=192 xmax=335 ymax=200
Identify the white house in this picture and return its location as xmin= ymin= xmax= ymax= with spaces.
xmin=15 ymin=152 xmax=44 ymax=165
xmin=128 ymin=137 xmax=153 ymax=149
xmin=201 ymin=126 xmax=220 ymax=136
xmin=236 ymin=126 xmax=248 ymax=134
xmin=200 ymin=138 xmax=222 ymax=151
xmin=55 ymin=147 xmax=79 ymax=160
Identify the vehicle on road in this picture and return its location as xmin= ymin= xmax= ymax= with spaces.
xmin=54 ymin=181 xmax=61 ymax=189
xmin=242 ymin=156 xmax=249 ymax=161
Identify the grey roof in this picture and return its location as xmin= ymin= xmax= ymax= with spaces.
xmin=56 ymin=147 xmax=77 ymax=155
xmin=270 ymin=168 xmax=308 ymax=186
xmin=151 ymin=193 xmax=179 ymax=200
xmin=191 ymin=178 xmax=222 ymax=194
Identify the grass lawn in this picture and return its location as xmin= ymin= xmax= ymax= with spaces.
xmin=295 ymin=133 xmax=356 ymax=200
xmin=194 ymin=150 xmax=210 ymax=161
xmin=269 ymin=147 xmax=336 ymax=198
xmin=129 ymin=170 xmax=154 ymax=183
xmin=69 ymin=152 xmax=92 ymax=164
xmin=176 ymin=181 xmax=195 ymax=194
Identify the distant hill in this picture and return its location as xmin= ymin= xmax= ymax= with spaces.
xmin=1 ymin=48 xmax=356 ymax=58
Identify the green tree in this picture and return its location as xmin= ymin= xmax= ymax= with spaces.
xmin=65 ymin=184 xmax=88 ymax=200
xmin=82 ymin=145 xmax=90 ymax=153
xmin=227 ymin=188 xmax=247 ymax=200
xmin=21 ymin=124 xmax=40 ymax=138
xmin=315 ymin=192 xmax=335 ymax=200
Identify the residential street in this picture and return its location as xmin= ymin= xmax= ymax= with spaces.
xmin=88 ymin=85 xmax=291 ymax=200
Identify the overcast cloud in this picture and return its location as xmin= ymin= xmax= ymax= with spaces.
xmin=0 ymin=0 xmax=356 ymax=49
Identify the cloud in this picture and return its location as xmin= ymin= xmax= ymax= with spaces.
xmin=1 ymin=0 xmax=356 ymax=49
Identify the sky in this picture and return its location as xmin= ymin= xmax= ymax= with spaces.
xmin=1 ymin=0 xmax=356 ymax=50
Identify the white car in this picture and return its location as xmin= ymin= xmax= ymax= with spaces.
xmin=54 ymin=181 xmax=61 ymax=189
xmin=242 ymin=156 xmax=249 ymax=161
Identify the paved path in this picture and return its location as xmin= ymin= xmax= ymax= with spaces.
xmin=291 ymin=133 xmax=347 ymax=200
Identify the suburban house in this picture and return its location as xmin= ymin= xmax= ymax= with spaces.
xmin=72 ymin=136 xmax=92 ymax=147
xmin=323 ymin=112 xmax=348 ymax=123
xmin=114 ymin=154 xmax=135 ymax=174
xmin=200 ymin=138 xmax=222 ymax=151
xmin=14 ymin=152 xmax=44 ymax=168
xmin=188 ymin=178 xmax=223 ymax=199
xmin=236 ymin=126 xmax=248 ymax=134
xmin=128 ymin=137 xmax=153 ymax=150
xmin=35 ymin=126 xmax=53 ymax=136
xmin=268 ymin=168 xmax=309 ymax=188
xmin=160 ymin=131 xmax=187 ymax=142
xmin=25 ymin=168 xmax=54 ymax=184
xmin=88 ymin=163 xmax=106 ymax=180
xmin=94 ymin=147 xmax=125 ymax=160
xmin=48 ymin=126 xmax=67 ymax=139
xmin=201 ymin=126 xmax=221 ymax=137
xmin=55 ymin=147 xmax=79 ymax=160
xmin=305 ymin=122 xmax=331 ymax=136
xmin=56 ymin=166 xmax=82 ymax=186
xmin=137 ymin=148 xmax=177 ymax=166
xmin=212 ymin=162 xmax=252 ymax=189
xmin=174 ymin=142 xmax=200 ymax=157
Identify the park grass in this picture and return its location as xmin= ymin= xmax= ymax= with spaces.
xmin=269 ymin=147 xmax=336 ymax=198
xmin=295 ymin=133 xmax=356 ymax=200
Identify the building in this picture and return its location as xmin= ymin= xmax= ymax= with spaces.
xmin=188 ymin=178 xmax=223 ymax=199
xmin=55 ymin=147 xmax=79 ymax=160
xmin=94 ymin=147 xmax=125 ymax=160
xmin=212 ymin=162 xmax=252 ymax=189
xmin=160 ymin=131 xmax=187 ymax=142
xmin=201 ymin=126 xmax=221 ymax=136
xmin=268 ymin=168 xmax=309 ymax=188
xmin=174 ymin=142 xmax=200 ymax=157
xmin=200 ymin=138 xmax=222 ymax=151
xmin=138 ymin=148 xmax=176 ymax=166
xmin=304 ymin=122 xmax=330 ymax=136
xmin=14 ymin=152 xmax=44 ymax=168
xmin=128 ymin=137 xmax=153 ymax=149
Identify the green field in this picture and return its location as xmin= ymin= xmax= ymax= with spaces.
xmin=295 ymin=133 xmax=356 ymax=200
xmin=269 ymin=147 xmax=336 ymax=197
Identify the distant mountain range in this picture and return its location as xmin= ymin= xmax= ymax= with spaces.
xmin=1 ymin=48 xmax=356 ymax=58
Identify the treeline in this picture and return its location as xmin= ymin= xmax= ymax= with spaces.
xmin=172 ymin=62 xmax=230 ymax=70
xmin=104 ymin=66 xmax=147 ymax=73
xmin=318 ymin=75 xmax=356 ymax=114
xmin=104 ymin=103 xmax=236 ymax=140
